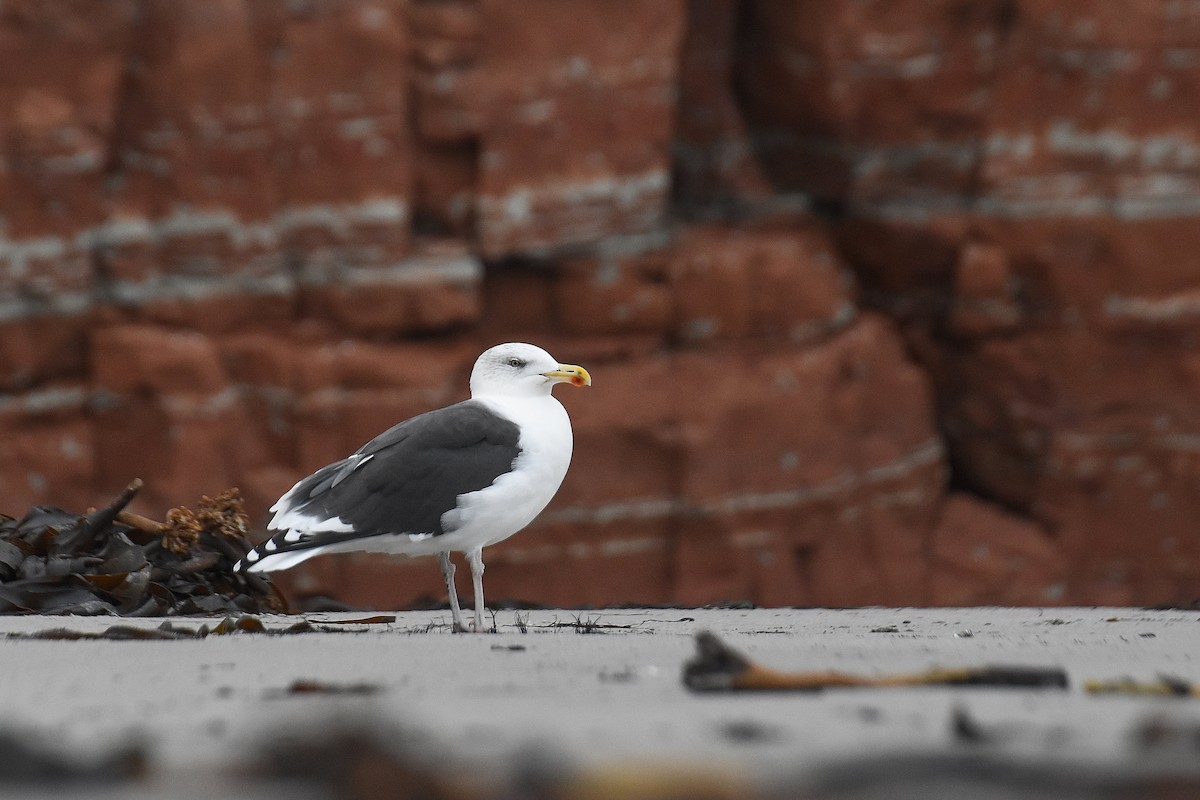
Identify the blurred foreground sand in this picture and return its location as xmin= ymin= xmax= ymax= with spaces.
xmin=1 ymin=607 xmax=1198 ymax=799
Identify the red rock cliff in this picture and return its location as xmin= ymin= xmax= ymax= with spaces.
xmin=2 ymin=0 xmax=1198 ymax=608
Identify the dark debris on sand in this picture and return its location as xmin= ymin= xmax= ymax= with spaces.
xmin=0 ymin=479 xmax=286 ymax=616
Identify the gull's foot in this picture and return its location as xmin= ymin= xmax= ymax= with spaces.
xmin=451 ymin=619 xmax=496 ymax=634
xmin=448 ymin=613 xmax=495 ymax=633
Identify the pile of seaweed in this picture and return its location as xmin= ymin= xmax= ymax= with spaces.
xmin=0 ymin=480 xmax=286 ymax=615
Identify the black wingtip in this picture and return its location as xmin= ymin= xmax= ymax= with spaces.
xmin=233 ymin=548 xmax=262 ymax=574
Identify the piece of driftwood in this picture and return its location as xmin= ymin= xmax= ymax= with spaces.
xmin=682 ymin=631 xmax=1069 ymax=692
xmin=1084 ymin=676 xmax=1200 ymax=698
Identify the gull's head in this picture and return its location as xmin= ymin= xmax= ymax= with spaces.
xmin=469 ymin=342 xmax=592 ymax=398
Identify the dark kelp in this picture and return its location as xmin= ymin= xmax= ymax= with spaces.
xmin=0 ymin=480 xmax=286 ymax=615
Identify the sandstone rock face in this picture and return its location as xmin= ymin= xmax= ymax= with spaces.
xmin=472 ymin=0 xmax=684 ymax=257
xmin=2 ymin=0 xmax=1198 ymax=608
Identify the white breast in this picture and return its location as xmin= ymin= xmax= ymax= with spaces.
xmin=437 ymin=393 xmax=574 ymax=552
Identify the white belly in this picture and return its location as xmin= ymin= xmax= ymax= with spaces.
xmin=434 ymin=394 xmax=573 ymax=552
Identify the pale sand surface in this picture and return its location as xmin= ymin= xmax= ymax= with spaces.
xmin=0 ymin=607 xmax=1198 ymax=797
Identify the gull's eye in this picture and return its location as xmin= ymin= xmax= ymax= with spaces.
xmin=506 ymin=357 xmax=526 ymax=369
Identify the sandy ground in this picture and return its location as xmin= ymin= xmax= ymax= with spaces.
xmin=1 ymin=606 xmax=1199 ymax=798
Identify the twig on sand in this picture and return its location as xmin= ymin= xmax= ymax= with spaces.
xmin=538 ymin=614 xmax=642 ymax=633
xmin=1084 ymin=675 xmax=1200 ymax=697
xmin=682 ymin=630 xmax=1070 ymax=693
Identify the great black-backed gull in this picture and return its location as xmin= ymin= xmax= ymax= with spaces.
xmin=237 ymin=342 xmax=591 ymax=632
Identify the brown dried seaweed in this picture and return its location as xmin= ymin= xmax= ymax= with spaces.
xmin=9 ymin=614 xmax=395 ymax=640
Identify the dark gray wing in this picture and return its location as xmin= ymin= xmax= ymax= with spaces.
xmin=251 ymin=400 xmax=520 ymax=557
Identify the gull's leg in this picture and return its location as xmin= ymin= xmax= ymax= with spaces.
xmin=467 ymin=547 xmax=487 ymax=633
xmin=438 ymin=551 xmax=466 ymax=632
